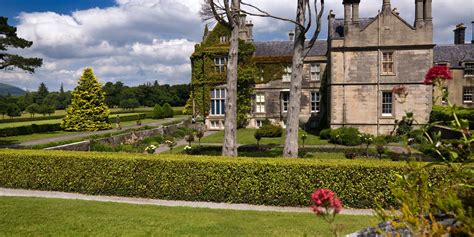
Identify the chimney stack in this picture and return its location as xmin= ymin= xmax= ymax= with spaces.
xmin=454 ymin=23 xmax=466 ymax=45
xmin=415 ymin=0 xmax=423 ymax=28
xmin=472 ymin=21 xmax=474 ymax=44
xmin=289 ymin=30 xmax=295 ymax=41
xmin=343 ymin=0 xmax=352 ymax=24
xmin=352 ymin=0 xmax=360 ymax=24
xmin=382 ymin=0 xmax=391 ymax=12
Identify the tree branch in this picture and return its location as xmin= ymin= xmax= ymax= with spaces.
xmin=305 ymin=0 xmax=324 ymax=55
xmin=240 ymin=2 xmax=305 ymax=28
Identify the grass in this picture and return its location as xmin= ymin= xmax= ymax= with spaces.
xmin=200 ymin=128 xmax=329 ymax=145
xmin=0 ymin=113 xmax=141 ymax=129
xmin=0 ymin=197 xmax=375 ymax=236
xmin=0 ymin=107 xmax=155 ymax=120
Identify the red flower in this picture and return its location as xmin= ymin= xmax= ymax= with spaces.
xmin=424 ymin=65 xmax=452 ymax=85
xmin=311 ymin=189 xmax=343 ymax=215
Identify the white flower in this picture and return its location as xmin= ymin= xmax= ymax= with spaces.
xmin=184 ymin=145 xmax=192 ymax=150
xmin=435 ymin=141 xmax=442 ymax=148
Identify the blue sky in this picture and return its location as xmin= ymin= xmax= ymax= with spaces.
xmin=0 ymin=0 xmax=472 ymax=91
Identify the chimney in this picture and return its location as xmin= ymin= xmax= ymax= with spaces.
xmin=382 ymin=0 xmax=391 ymax=12
xmin=343 ymin=0 xmax=352 ymax=25
xmin=246 ymin=21 xmax=254 ymax=42
xmin=472 ymin=21 xmax=474 ymax=44
xmin=352 ymin=0 xmax=360 ymax=24
xmin=328 ymin=10 xmax=336 ymax=39
xmin=289 ymin=30 xmax=295 ymax=41
xmin=423 ymin=0 xmax=432 ymax=22
xmin=415 ymin=0 xmax=424 ymax=28
xmin=454 ymin=23 xmax=466 ymax=45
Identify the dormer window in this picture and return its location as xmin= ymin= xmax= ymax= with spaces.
xmin=219 ymin=36 xmax=228 ymax=43
xmin=214 ymin=56 xmax=227 ymax=72
xmin=464 ymin=62 xmax=474 ymax=77
xmin=282 ymin=65 xmax=292 ymax=82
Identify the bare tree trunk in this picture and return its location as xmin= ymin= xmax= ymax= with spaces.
xmin=222 ymin=0 xmax=240 ymax=157
xmin=283 ymin=0 xmax=306 ymax=158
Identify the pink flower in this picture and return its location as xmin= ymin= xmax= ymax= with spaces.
xmin=424 ymin=65 xmax=453 ymax=85
xmin=311 ymin=189 xmax=343 ymax=215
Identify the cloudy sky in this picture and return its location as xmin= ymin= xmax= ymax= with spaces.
xmin=1 ymin=0 xmax=472 ymax=91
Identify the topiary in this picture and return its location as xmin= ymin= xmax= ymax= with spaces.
xmin=153 ymin=104 xmax=165 ymax=119
xmin=329 ymin=127 xmax=362 ymax=146
xmin=162 ymin=103 xmax=174 ymax=118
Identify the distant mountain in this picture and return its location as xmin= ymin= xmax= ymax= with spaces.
xmin=0 ymin=83 xmax=26 ymax=96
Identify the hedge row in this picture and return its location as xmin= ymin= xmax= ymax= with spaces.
xmin=430 ymin=105 xmax=474 ymax=129
xmin=0 ymin=115 xmax=64 ymax=124
xmin=0 ymin=149 xmax=450 ymax=208
xmin=0 ymin=113 xmax=146 ymax=137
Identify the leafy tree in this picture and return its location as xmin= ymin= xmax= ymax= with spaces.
xmin=26 ymin=103 xmax=40 ymax=117
xmin=0 ymin=99 xmax=7 ymax=119
xmin=61 ymin=68 xmax=111 ymax=131
xmin=153 ymin=104 xmax=164 ymax=119
xmin=34 ymin=82 xmax=49 ymax=104
xmin=39 ymin=104 xmax=55 ymax=116
xmin=162 ymin=103 xmax=174 ymax=118
xmin=120 ymin=98 xmax=140 ymax=110
xmin=0 ymin=17 xmax=42 ymax=72
xmin=6 ymin=103 xmax=21 ymax=118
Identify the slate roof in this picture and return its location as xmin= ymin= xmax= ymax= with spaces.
xmin=253 ymin=40 xmax=327 ymax=57
xmin=434 ymin=44 xmax=474 ymax=68
xmin=331 ymin=18 xmax=375 ymax=38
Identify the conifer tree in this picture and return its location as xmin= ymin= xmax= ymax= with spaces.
xmin=61 ymin=68 xmax=111 ymax=131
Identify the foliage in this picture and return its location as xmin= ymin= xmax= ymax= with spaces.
xmin=61 ymin=68 xmax=111 ymax=131
xmin=26 ymin=103 xmax=40 ymax=117
xmin=162 ymin=103 xmax=174 ymax=118
xmin=423 ymin=65 xmax=453 ymax=85
xmin=329 ymin=127 xmax=362 ymax=146
xmin=236 ymin=67 xmax=256 ymax=128
xmin=393 ymin=112 xmax=415 ymax=136
xmin=0 ymin=149 xmax=454 ymax=209
xmin=119 ymin=98 xmax=140 ymax=110
xmin=6 ymin=103 xmax=21 ymax=118
xmin=152 ymin=104 xmax=164 ymax=119
xmin=185 ymin=132 xmax=195 ymax=146
xmin=257 ymin=122 xmax=283 ymax=137
xmin=0 ymin=123 xmax=61 ymax=137
xmin=430 ymin=105 xmax=474 ymax=129
xmin=0 ymin=17 xmax=42 ymax=72
xmin=319 ymin=128 xmax=332 ymax=140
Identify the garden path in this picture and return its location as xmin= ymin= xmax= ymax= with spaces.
xmin=12 ymin=116 xmax=189 ymax=147
xmin=0 ymin=188 xmax=375 ymax=216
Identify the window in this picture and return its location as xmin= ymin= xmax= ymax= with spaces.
xmin=382 ymin=52 xmax=394 ymax=74
xmin=255 ymin=93 xmax=265 ymax=113
xmin=282 ymin=65 xmax=292 ymax=82
xmin=210 ymin=88 xmax=226 ymax=116
xmin=463 ymin=87 xmax=473 ymax=103
xmin=465 ymin=63 xmax=474 ymax=76
xmin=219 ymin=36 xmax=228 ymax=43
xmin=210 ymin=121 xmax=220 ymax=129
xmin=311 ymin=91 xmax=320 ymax=113
xmin=441 ymin=87 xmax=448 ymax=104
xmin=214 ymin=57 xmax=227 ymax=72
xmin=382 ymin=92 xmax=393 ymax=116
xmin=310 ymin=63 xmax=321 ymax=81
xmin=256 ymin=120 xmax=264 ymax=128
xmin=281 ymin=92 xmax=289 ymax=112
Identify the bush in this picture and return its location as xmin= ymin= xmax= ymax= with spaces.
xmin=0 ymin=149 xmax=452 ymax=209
xmin=153 ymin=104 xmax=165 ymax=119
xmin=430 ymin=105 xmax=474 ymax=129
xmin=319 ymin=128 xmax=332 ymax=140
xmin=257 ymin=122 xmax=283 ymax=137
xmin=162 ymin=103 xmax=174 ymax=118
xmin=0 ymin=123 xmax=62 ymax=137
xmin=329 ymin=127 xmax=362 ymax=146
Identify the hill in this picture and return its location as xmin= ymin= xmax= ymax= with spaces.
xmin=0 ymin=83 xmax=26 ymax=96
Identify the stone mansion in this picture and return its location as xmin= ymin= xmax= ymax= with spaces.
xmin=189 ymin=0 xmax=474 ymax=135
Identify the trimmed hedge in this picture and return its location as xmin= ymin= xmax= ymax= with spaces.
xmin=0 ymin=115 xmax=64 ymax=124
xmin=0 ymin=149 xmax=451 ymax=209
xmin=430 ymin=105 xmax=474 ymax=129
xmin=0 ymin=113 xmax=146 ymax=137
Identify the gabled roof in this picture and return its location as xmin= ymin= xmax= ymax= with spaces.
xmin=253 ymin=40 xmax=327 ymax=57
xmin=331 ymin=18 xmax=375 ymax=38
xmin=434 ymin=44 xmax=474 ymax=68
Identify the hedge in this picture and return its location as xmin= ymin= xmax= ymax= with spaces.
xmin=430 ymin=105 xmax=474 ymax=129
xmin=0 ymin=113 xmax=146 ymax=137
xmin=0 ymin=115 xmax=64 ymax=124
xmin=0 ymin=149 xmax=451 ymax=209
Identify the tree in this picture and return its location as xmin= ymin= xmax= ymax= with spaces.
xmin=0 ymin=99 xmax=7 ymax=119
xmin=202 ymin=0 xmax=241 ymax=157
xmin=239 ymin=0 xmax=325 ymax=157
xmin=6 ymin=103 xmax=21 ymax=119
xmin=34 ymin=82 xmax=49 ymax=104
xmin=120 ymin=98 xmax=139 ymax=110
xmin=0 ymin=17 xmax=42 ymax=73
xmin=26 ymin=103 xmax=40 ymax=117
xmin=162 ymin=103 xmax=174 ymax=118
xmin=61 ymin=68 xmax=111 ymax=131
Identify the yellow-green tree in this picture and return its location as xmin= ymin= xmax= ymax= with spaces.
xmin=61 ymin=68 xmax=111 ymax=131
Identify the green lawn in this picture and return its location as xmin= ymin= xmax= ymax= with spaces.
xmin=201 ymin=129 xmax=329 ymax=145
xmin=0 ymin=113 xmax=141 ymax=129
xmin=0 ymin=197 xmax=375 ymax=236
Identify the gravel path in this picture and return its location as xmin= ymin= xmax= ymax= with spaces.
xmin=6 ymin=117 xmax=188 ymax=148
xmin=0 ymin=188 xmax=375 ymax=216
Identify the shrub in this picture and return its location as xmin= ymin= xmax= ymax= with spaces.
xmin=0 ymin=123 xmax=62 ymax=137
xmin=329 ymin=127 xmax=362 ymax=146
xmin=153 ymin=104 xmax=165 ymax=119
xmin=0 ymin=149 xmax=452 ymax=209
xmin=162 ymin=103 xmax=174 ymax=118
xmin=319 ymin=128 xmax=332 ymax=140
xmin=430 ymin=105 xmax=474 ymax=129
xmin=257 ymin=122 xmax=283 ymax=137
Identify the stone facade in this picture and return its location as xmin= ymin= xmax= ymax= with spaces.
xmin=193 ymin=0 xmax=472 ymax=135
